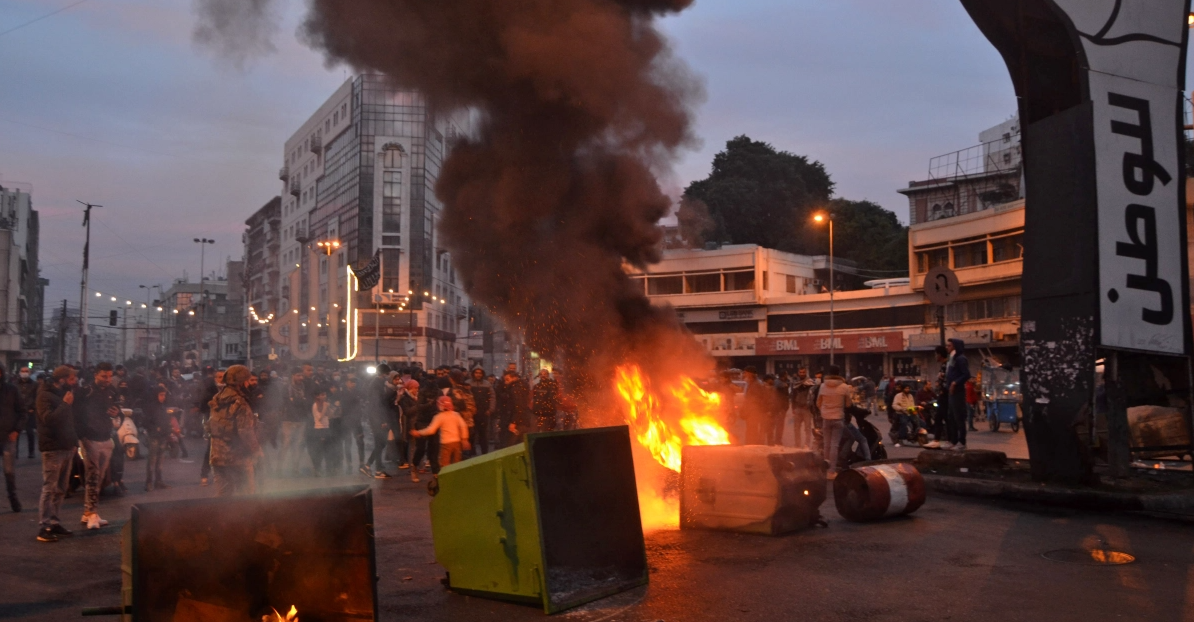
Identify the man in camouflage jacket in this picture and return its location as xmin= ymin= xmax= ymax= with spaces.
xmin=205 ymin=365 xmax=261 ymax=497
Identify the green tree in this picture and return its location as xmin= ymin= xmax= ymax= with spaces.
xmin=679 ymin=136 xmax=907 ymax=274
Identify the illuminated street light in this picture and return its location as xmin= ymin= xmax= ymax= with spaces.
xmin=812 ymin=210 xmax=835 ymax=365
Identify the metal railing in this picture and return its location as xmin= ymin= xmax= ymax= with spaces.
xmin=928 ymin=135 xmax=1022 ymax=181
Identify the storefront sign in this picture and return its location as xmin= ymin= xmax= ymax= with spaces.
xmin=676 ymin=307 xmax=760 ymax=323
xmin=908 ymin=329 xmax=993 ymax=351
xmin=756 ymin=331 xmax=904 ymax=355
xmin=17 ymin=349 xmax=43 ymax=361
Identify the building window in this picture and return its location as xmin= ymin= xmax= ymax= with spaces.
xmin=685 ymin=273 xmax=720 ymax=293
xmin=892 ymin=357 xmax=919 ymax=376
xmin=785 ymin=274 xmax=798 ymax=293
xmin=725 ymin=270 xmax=755 ymax=291
xmin=952 ymin=241 xmax=988 ymax=269
xmin=647 ymin=275 xmax=683 ymax=295
xmin=915 ymin=248 xmax=949 ymax=273
xmin=762 ymin=271 xmax=769 ymax=291
xmin=991 ymin=234 xmax=1023 ymax=262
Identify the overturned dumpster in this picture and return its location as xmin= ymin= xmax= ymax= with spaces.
xmin=430 ymin=426 xmax=648 ymax=614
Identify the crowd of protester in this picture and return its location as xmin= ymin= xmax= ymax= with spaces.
xmin=706 ymin=337 xmax=973 ymax=473
xmin=2 ymin=358 xmax=576 ymax=542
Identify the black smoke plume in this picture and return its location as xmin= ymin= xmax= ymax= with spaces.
xmin=198 ymin=0 xmax=707 ymax=392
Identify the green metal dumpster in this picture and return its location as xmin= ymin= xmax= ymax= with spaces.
xmin=430 ymin=425 xmax=647 ymax=614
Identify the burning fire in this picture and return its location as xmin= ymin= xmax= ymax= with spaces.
xmin=263 ymin=606 xmax=298 ymax=622
xmin=614 ymin=364 xmax=730 ymax=472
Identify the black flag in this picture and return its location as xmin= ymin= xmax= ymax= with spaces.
xmin=354 ymin=251 xmax=381 ymax=291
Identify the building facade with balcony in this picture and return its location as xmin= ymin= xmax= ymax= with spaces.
xmin=244 ymin=196 xmax=281 ymax=365
xmin=0 ymin=184 xmax=46 ymax=369
xmin=899 ymin=117 xmax=1022 ymax=226
xmin=270 ymin=74 xmax=495 ymax=369
xmin=158 ymin=260 xmax=245 ymax=369
xmin=628 ymin=197 xmax=1027 ymax=381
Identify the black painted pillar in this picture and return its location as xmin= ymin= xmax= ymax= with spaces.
xmin=960 ymin=0 xmax=1192 ymax=484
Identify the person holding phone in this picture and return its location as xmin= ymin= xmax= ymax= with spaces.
xmin=35 ymin=366 xmax=79 ymax=543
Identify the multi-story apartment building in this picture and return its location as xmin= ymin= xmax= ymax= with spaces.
xmin=0 ymin=183 xmax=47 ymax=369
xmin=159 ymin=259 xmax=245 ymax=368
xmin=244 ymin=197 xmax=281 ymax=365
xmin=899 ymin=117 xmax=1022 ymax=226
xmin=270 ymin=75 xmax=480 ymax=368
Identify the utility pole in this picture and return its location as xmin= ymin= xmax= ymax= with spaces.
xmin=58 ymin=299 xmax=67 ymax=366
xmin=77 ymin=201 xmax=99 ymax=367
xmin=194 ymin=238 xmax=215 ymax=365
xmin=120 ymin=302 xmax=129 ymax=363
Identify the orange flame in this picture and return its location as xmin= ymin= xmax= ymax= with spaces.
xmin=615 ymin=364 xmax=730 ymax=472
xmin=263 ymin=606 xmax=298 ymax=622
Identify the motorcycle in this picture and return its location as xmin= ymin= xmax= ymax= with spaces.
xmin=115 ymin=408 xmax=141 ymax=460
xmin=888 ymin=404 xmax=929 ymax=447
xmin=838 ymin=404 xmax=887 ymax=469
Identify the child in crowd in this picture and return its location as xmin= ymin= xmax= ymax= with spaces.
xmin=410 ymin=396 xmax=470 ymax=470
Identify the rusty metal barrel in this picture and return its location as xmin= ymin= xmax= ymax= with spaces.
xmin=833 ymin=463 xmax=926 ymax=521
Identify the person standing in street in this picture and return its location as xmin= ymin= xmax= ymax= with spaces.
xmin=740 ymin=366 xmax=770 ymax=445
xmin=35 ymin=366 xmax=78 ymax=542
xmin=815 ymin=365 xmax=852 ymax=473
xmin=771 ymin=371 xmax=791 ymax=445
xmin=142 ymin=387 xmax=172 ymax=491
xmin=279 ymin=371 xmax=309 ymax=477
xmin=339 ymin=377 xmax=366 ymax=474
xmin=495 ymin=370 xmax=531 ymax=448
xmin=945 ymin=339 xmax=972 ymax=451
xmin=76 ymin=362 xmax=119 ymax=530
xmin=468 ymin=367 xmax=495 ymax=455
xmin=17 ymin=367 xmax=38 ymax=459
xmin=207 ymin=365 xmax=263 ymax=496
xmin=790 ymin=368 xmax=814 ymax=449
xmin=0 ymin=364 xmax=28 ymax=512
xmin=965 ymin=377 xmax=980 ymax=432
xmin=531 ymin=369 xmax=560 ymax=433
xmin=197 ymin=369 xmax=224 ymax=486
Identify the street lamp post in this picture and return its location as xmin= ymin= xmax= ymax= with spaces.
xmin=814 ymin=213 xmax=835 ymax=367
xmin=193 ymin=238 xmax=215 ymax=364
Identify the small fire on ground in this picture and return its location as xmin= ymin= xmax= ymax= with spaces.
xmin=263 ymin=606 xmax=298 ymax=622
xmin=614 ymin=364 xmax=730 ymax=529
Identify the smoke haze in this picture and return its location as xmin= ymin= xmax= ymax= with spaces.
xmin=196 ymin=0 xmax=707 ymax=390
xmin=192 ymin=0 xmax=280 ymax=68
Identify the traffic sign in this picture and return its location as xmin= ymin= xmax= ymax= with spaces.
xmin=924 ymin=266 xmax=960 ymax=306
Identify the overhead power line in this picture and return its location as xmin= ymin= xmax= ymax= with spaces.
xmin=0 ymin=0 xmax=90 ymax=38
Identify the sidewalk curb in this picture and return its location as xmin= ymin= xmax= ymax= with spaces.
xmin=921 ymin=473 xmax=1194 ymax=512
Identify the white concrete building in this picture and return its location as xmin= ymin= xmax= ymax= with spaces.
xmin=0 ymin=184 xmax=46 ymax=369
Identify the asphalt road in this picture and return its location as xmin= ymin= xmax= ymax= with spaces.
xmin=0 ymin=442 xmax=1190 ymax=622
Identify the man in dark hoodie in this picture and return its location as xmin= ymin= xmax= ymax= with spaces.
xmin=944 ymin=338 xmax=972 ymax=451
xmin=0 ymin=364 xmax=28 ymax=512
xmin=35 ymin=366 xmax=78 ymax=542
